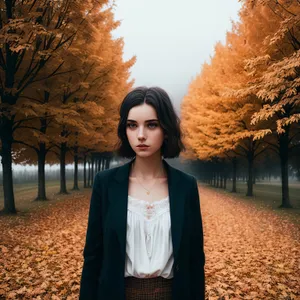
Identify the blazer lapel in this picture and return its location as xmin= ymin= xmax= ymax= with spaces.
xmin=107 ymin=158 xmax=185 ymax=268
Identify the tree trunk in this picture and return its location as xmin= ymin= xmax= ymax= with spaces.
xmin=83 ymin=155 xmax=87 ymax=188
xmin=220 ymin=172 xmax=223 ymax=188
xmin=35 ymin=145 xmax=47 ymax=200
xmin=59 ymin=142 xmax=68 ymax=194
xmin=105 ymin=158 xmax=110 ymax=169
xmin=72 ymin=146 xmax=79 ymax=190
xmin=279 ymin=131 xmax=292 ymax=208
xmin=216 ymin=172 xmax=219 ymax=188
xmin=91 ymin=156 xmax=94 ymax=186
xmin=88 ymin=160 xmax=91 ymax=187
xmin=232 ymin=156 xmax=237 ymax=193
xmin=224 ymin=169 xmax=227 ymax=189
xmin=246 ymin=152 xmax=254 ymax=196
xmin=0 ymin=121 xmax=16 ymax=214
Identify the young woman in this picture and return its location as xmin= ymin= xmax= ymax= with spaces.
xmin=79 ymin=87 xmax=205 ymax=300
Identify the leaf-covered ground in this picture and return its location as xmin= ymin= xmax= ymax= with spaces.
xmin=0 ymin=184 xmax=299 ymax=299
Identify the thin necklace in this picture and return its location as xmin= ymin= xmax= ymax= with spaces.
xmin=131 ymin=161 xmax=164 ymax=195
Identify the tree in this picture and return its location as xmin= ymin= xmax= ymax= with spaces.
xmin=236 ymin=0 xmax=300 ymax=207
xmin=0 ymin=0 xmax=135 ymax=213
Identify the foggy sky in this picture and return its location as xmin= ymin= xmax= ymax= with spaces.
xmin=112 ymin=0 xmax=242 ymax=115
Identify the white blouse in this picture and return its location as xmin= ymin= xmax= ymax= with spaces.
xmin=124 ymin=195 xmax=174 ymax=279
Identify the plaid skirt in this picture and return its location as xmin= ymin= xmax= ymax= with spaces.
xmin=125 ymin=276 xmax=173 ymax=300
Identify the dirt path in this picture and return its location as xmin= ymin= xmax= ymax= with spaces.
xmin=200 ymin=185 xmax=300 ymax=299
xmin=0 ymin=184 xmax=299 ymax=299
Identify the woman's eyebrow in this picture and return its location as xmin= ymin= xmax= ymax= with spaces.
xmin=127 ymin=119 xmax=159 ymax=122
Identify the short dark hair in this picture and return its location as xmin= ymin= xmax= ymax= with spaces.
xmin=114 ymin=86 xmax=186 ymax=159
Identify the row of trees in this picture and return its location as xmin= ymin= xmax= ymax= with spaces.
xmin=181 ymin=0 xmax=300 ymax=207
xmin=187 ymin=154 xmax=300 ymax=192
xmin=0 ymin=156 xmax=111 ymax=184
xmin=0 ymin=0 xmax=136 ymax=214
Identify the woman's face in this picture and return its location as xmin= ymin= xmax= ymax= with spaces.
xmin=126 ymin=103 xmax=165 ymax=158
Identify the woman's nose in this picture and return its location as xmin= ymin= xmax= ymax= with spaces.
xmin=137 ymin=126 xmax=146 ymax=139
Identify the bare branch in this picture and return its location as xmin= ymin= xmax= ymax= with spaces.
xmin=0 ymin=49 xmax=6 ymax=69
xmin=18 ymin=95 xmax=44 ymax=103
xmin=237 ymin=143 xmax=249 ymax=155
xmin=276 ymin=1 xmax=297 ymax=17
xmin=29 ymin=0 xmax=38 ymax=12
xmin=14 ymin=125 xmax=44 ymax=131
xmin=288 ymin=131 xmax=300 ymax=144
xmin=30 ymin=66 xmax=80 ymax=84
xmin=12 ymin=114 xmax=57 ymax=132
xmin=254 ymin=146 xmax=268 ymax=158
xmin=262 ymin=139 xmax=279 ymax=152
xmin=17 ymin=39 xmax=42 ymax=90
xmin=12 ymin=139 xmax=39 ymax=152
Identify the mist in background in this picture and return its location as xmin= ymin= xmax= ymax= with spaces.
xmin=112 ymin=0 xmax=242 ymax=115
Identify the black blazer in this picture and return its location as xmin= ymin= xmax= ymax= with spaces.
xmin=79 ymin=158 xmax=205 ymax=300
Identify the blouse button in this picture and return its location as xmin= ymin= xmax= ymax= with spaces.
xmin=146 ymin=204 xmax=154 ymax=210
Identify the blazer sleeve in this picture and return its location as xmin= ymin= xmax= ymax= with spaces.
xmin=190 ymin=176 xmax=206 ymax=299
xmin=79 ymin=173 xmax=103 ymax=300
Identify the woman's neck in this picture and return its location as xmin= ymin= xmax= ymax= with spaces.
xmin=131 ymin=155 xmax=166 ymax=180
